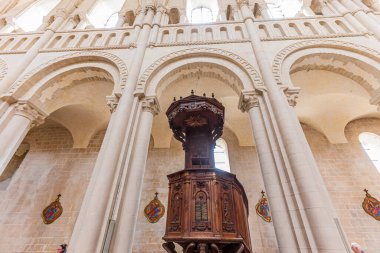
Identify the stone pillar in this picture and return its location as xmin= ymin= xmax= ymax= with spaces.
xmin=0 ymin=101 xmax=45 ymax=178
xmin=364 ymin=0 xmax=380 ymax=11
xmin=340 ymin=0 xmax=380 ymax=39
xmin=68 ymin=5 xmax=155 ymax=253
xmin=237 ymin=1 xmax=347 ymax=251
xmin=179 ymin=8 xmax=187 ymax=23
xmin=329 ymin=0 xmax=368 ymax=33
xmin=110 ymin=96 xmax=159 ymax=253
xmin=302 ymin=6 xmax=315 ymax=16
xmin=149 ymin=5 xmax=165 ymax=44
xmin=260 ymin=3 xmax=272 ymax=19
xmin=238 ymin=90 xmax=300 ymax=253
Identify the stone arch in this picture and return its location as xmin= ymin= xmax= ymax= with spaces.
xmin=139 ymin=48 xmax=260 ymax=148
xmin=276 ymin=40 xmax=380 ymax=144
xmin=4 ymin=51 xmax=128 ymax=100
xmin=136 ymin=47 xmax=264 ymax=95
xmin=272 ymin=39 xmax=380 ymax=88
xmin=2 ymin=52 xmax=127 ymax=148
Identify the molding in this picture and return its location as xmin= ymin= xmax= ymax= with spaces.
xmin=272 ymin=39 xmax=380 ymax=86
xmin=150 ymin=39 xmax=251 ymax=47
xmin=0 ymin=57 xmax=7 ymax=81
xmin=136 ymin=47 xmax=264 ymax=93
xmin=261 ymin=32 xmax=369 ymax=41
xmin=5 ymin=51 xmax=128 ymax=98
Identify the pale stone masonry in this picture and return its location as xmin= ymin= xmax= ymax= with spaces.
xmin=0 ymin=0 xmax=379 ymax=252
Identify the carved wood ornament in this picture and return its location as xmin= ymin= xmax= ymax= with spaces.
xmin=163 ymin=92 xmax=252 ymax=253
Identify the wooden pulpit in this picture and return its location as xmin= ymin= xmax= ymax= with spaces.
xmin=163 ymin=93 xmax=252 ymax=253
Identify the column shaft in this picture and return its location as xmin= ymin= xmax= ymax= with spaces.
xmin=245 ymin=100 xmax=300 ymax=252
xmin=340 ymin=0 xmax=380 ymax=39
xmin=330 ymin=0 xmax=368 ymax=33
xmin=110 ymin=107 xmax=156 ymax=253
xmin=239 ymin=2 xmax=347 ymax=251
xmin=68 ymin=7 xmax=155 ymax=253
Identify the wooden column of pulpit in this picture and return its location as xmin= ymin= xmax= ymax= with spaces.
xmin=163 ymin=93 xmax=252 ymax=253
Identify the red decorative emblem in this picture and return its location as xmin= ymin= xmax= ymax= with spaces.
xmin=144 ymin=192 xmax=165 ymax=223
xmin=255 ymin=191 xmax=272 ymax=223
xmin=42 ymin=194 xmax=63 ymax=224
xmin=362 ymin=189 xmax=380 ymax=221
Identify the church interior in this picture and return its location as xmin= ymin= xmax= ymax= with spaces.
xmin=0 ymin=0 xmax=379 ymax=252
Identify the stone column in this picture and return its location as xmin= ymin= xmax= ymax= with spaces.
xmin=110 ymin=96 xmax=159 ymax=253
xmin=238 ymin=1 xmax=347 ymax=251
xmin=340 ymin=0 xmax=380 ymax=39
xmin=260 ymin=3 xmax=272 ymax=19
xmin=238 ymin=90 xmax=300 ymax=253
xmin=329 ymin=0 xmax=368 ymax=33
xmin=149 ymin=5 xmax=165 ymax=44
xmin=0 ymin=101 xmax=45 ymax=178
xmin=68 ymin=5 xmax=155 ymax=253
xmin=363 ymin=0 xmax=380 ymax=11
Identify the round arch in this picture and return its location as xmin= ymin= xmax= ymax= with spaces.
xmin=272 ymin=39 xmax=380 ymax=89
xmin=277 ymin=40 xmax=380 ymax=144
xmin=139 ymin=48 xmax=261 ymax=148
xmin=136 ymin=47 xmax=264 ymax=95
xmin=4 ymin=51 xmax=128 ymax=100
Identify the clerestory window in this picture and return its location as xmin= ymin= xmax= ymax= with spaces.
xmin=191 ymin=7 xmax=213 ymax=24
xmin=187 ymin=0 xmax=219 ymax=24
xmin=87 ymin=0 xmax=124 ymax=28
xmin=214 ymin=138 xmax=231 ymax=172
xmin=15 ymin=0 xmax=60 ymax=32
xmin=359 ymin=132 xmax=380 ymax=173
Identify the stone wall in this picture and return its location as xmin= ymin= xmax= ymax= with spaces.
xmin=302 ymin=118 xmax=380 ymax=253
xmin=133 ymin=129 xmax=279 ymax=253
xmin=0 ymin=124 xmax=105 ymax=253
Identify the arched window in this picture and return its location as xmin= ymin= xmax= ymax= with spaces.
xmin=187 ymin=0 xmax=218 ymax=24
xmin=15 ymin=0 xmax=60 ymax=32
xmin=359 ymin=132 xmax=380 ymax=173
xmin=214 ymin=139 xmax=230 ymax=172
xmin=87 ymin=0 xmax=124 ymax=28
xmin=191 ymin=7 xmax=213 ymax=23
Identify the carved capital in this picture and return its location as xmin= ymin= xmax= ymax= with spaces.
xmin=238 ymin=90 xmax=260 ymax=112
xmin=14 ymin=101 xmax=46 ymax=127
xmin=156 ymin=4 xmax=167 ymax=14
xmin=106 ymin=95 xmax=120 ymax=113
xmin=283 ymin=87 xmax=301 ymax=107
xmin=141 ymin=96 xmax=160 ymax=115
xmin=237 ymin=0 xmax=249 ymax=7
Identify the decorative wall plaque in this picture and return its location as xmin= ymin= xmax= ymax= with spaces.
xmin=362 ymin=189 xmax=380 ymax=221
xmin=144 ymin=192 xmax=165 ymax=223
xmin=255 ymin=191 xmax=272 ymax=223
xmin=42 ymin=194 xmax=63 ymax=224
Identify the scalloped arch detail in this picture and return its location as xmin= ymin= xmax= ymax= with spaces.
xmin=272 ymin=40 xmax=380 ymax=85
xmin=0 ymin=58 xmax=7 ymax=82
xmin=136 ymin=47 xmax=264 ymax=92
xmin=5 ymin=51 xmax=128 ymax=97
